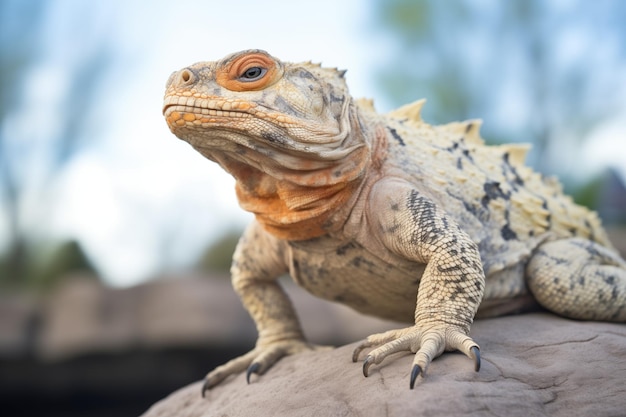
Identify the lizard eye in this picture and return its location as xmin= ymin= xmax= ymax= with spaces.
xmin=240 ymin=66 xmax=267 ymax=82
xmin=216 ymin=51 xmax=282 ymax=92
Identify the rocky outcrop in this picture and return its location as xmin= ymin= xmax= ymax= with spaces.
xmin=142 ymin=313 xmax=626 ymax=417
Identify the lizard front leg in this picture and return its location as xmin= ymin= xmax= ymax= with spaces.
xmin=202 ymin=222 xmax=319 ymax=396
xmin=353 ymin=181 xmax=485 ymax=388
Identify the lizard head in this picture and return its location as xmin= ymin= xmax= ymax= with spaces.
xmin=162 ymin=50 xmax=375 ymax=240
xmin=163 ymin=49 xmax=368 ymax=186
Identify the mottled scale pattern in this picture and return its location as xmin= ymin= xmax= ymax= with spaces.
xmin=527 ymin=238 xmax=626 ymax=321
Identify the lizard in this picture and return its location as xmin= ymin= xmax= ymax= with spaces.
xmin=162 ymin=49 xmax=626 ymax=396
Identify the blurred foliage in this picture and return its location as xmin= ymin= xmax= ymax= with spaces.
xmin=196 ymin=229 xmax=243 ymax=274
xmin=371 ymin=0 xmax=626 ymax=184
xmin=0 ymin=0 xmax=111 ymax=288
xmin=0 ymin=239 xmax=99 ymax=292
xmin=571 ymin=175 xmax=604 ymax=212
xmin=0 ymin=0 xmax=47 ymax=287
xmin=30 ymin=240 xmax=98 ymax=292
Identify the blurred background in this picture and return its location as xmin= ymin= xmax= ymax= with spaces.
xmin=1 ymin=0 xmax=625 ymax=415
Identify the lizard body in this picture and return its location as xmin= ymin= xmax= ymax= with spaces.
xmin=162 ymin=50 xmax=626 ymax=394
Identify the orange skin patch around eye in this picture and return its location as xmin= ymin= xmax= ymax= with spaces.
xmin=216 ymin=52 xmax=282 ymax=92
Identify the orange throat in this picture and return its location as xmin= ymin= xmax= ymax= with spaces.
xmin=221 ymin=148 xmax=368 ymax=240
xmin=219 ymin=126 xmax=386 ymax=241
xmin=235 ymin=171 xmax=364 ymax=241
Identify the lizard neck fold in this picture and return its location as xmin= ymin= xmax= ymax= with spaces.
xmin=235 ymin=168 xmax=366 ymax=240
xmin=216 ymin=151 xmax=369 ymax=240
xmin=219 ymin=107 xmax=382 ymax=241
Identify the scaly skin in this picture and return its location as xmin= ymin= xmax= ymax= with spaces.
xmin=162 ymin=50 xmax=626 ymax=395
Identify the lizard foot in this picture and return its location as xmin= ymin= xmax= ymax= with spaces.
xmin=202 ymin=339 xmax=330 ymax=397
xmin=352 ymin=324 xmax=480 ymax=389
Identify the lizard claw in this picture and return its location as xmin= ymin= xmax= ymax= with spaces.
xmin=200 ymin=339 xmax=326 ymax=397
xmin=201 ymin=379 xmax=211 ymax=398
xmin=362 ymin=355 xmax=373 ymax=377
xmin=407 ymin=348 xmax=475 ymax=389
xmin=353 ymin=324 xmax=479 ymax=388
xmin=409 ymin=364 xmax=421 ymax=389
xmin=246 ymin=362 xmax=261 ymax=384
xmin=471 ymin=346 xmax=481 ymax=372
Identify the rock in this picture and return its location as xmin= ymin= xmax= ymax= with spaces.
xmin=141 ymin=313 xmax=626 ymax=417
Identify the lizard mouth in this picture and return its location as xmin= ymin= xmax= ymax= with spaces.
xmin=162 ymin=94 xmax=256 ymax=128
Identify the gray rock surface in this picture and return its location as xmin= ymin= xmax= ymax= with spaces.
xmin=142 ymin=313 xmax=626 ymax=417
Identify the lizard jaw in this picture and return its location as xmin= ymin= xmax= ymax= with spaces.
xmin=162 ymin=93 xmax=256 ymax=113
xmin=163 ymin=94 xmax=257 ymax=129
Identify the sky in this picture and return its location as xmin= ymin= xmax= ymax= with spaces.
xmin=3 ymin=0 xmax=626 ymax=287
xmin=28 ymin=0 xmax=382 ymax=286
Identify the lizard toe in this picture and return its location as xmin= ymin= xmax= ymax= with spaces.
xmin=202 ymin=349 xmax=258 ymax=395
xmin=352 ymin=327 xmax=413 ymax=363
xmin=408 ymin=326 xmax=480 ymax=387
xmin=201 ymin=339 xmax=320 ymax=395
xmin=354 ymin=324 xmax=480 ymax=387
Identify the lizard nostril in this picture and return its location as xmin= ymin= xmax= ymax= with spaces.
xmin=180 ymin=69 xmax=193 ymax=84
